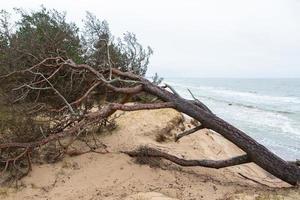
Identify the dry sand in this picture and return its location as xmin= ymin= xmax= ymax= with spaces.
xmin=1 ymin=108 xmax=299 ymax=200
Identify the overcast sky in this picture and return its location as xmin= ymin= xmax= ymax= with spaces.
xmin=1 ymin=0 xmax=300 ymax=78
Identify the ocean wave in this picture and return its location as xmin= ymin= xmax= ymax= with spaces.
xmin=166 ymin=81 xmax=300 ymax=105
xmin=165 ymin=81 xmax=300 ymax=115
xmin=215 ymin=102 xmax=300 ymax=141
xmin=260 ymin=139 xmax=300 ymax=160
xmin=213 ymin=88 xmax=300 ymax=104
xmin=196 ymin=95 xmax=295 ymax=115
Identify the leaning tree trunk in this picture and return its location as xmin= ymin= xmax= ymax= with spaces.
xmin=140 ymin=78 xmax=300 ymax=186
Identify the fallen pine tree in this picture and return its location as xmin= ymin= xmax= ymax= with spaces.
xmin=0 ymin=57 xmax=299 ymax=186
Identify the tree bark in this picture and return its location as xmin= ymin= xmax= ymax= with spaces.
xmin=141 ymin=78 xmax=300 ymax=186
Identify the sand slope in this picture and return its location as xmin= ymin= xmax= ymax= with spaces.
xmin=1 ymin=108 xmax=299 ymax=200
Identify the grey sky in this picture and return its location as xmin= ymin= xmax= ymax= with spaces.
xmin=1 ymin=0 xmax=300 ymax=78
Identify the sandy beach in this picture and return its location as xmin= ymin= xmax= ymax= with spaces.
xmin=1 ymin=108 xmax=299 ymax=200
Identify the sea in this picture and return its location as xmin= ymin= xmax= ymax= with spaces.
xmin=164 ymin=78 xmax=300 ymax=161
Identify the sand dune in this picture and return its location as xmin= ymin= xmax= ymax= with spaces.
xmin=1 ymin=108 xmax=299 ymax=200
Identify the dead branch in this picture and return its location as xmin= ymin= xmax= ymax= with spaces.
xmin=110 ymin=102 xmax=174 ymax=111
xmin=175 ymin=125 xmax=205 ymax=142
xmin=187 ymin=88 xmax=213 ymax=114
xmin=124 ymin=146 xmax=250 ymax=169
xmin=56 ymin=81 xmax=101 ymax=112
xmin=163 ymin=83 xmax=180 ymax=97
xmin=106 ymin=84 xmax=143 ymax=94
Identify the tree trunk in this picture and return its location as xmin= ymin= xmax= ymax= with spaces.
xmin=142 ymin=79 xmax=300 ymax=186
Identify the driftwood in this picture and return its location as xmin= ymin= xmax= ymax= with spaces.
xmin=0 ymin=57 xmax=299 ymax=186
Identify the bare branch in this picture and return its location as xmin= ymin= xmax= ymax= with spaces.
xmin=175 ymin=125 xmax=205 ymax=142
xmin=106 ymin=84 xmax=143 ymax=94
xmin=28 ymin=70 xmax=76 ymax=115
xmin=163 ymin=83 xmax=180 ymax=97
xmin=56 ymin=81 xmax=101 ymax=112
xmin=187 ymin=88 xmax=213 ymax=114
xmin=110 ymin=102 xmax=175 ymax=111
xmin=124 ymin=146 xmax=250 ymax=169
